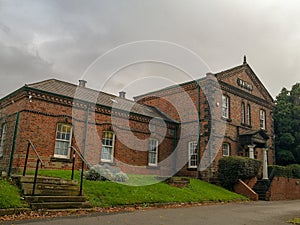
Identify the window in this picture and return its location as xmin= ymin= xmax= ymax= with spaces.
xmin=241 ymin=102 xmax=246 ymax=124
xmin=246 ymin=104 xmax=251 ymax=125
xmin=0 ymin=124 xmax=6 ymax=158
xmin=188 ymin=141 xmax=197 ymax=168
xmin=54 ymin=123 xmax=72 ymax=158
xmin=101 ymin=131 xmax=115 ymax=162
xmin=222 ymin=143 xmax=230 ymax=156
xmin=222 ymin=95 xmax=230 ymax=119
xmin=148 ymin=139 xmax=158 ymax=166
xmin=260 ymin=109 xmax=266 ymax=130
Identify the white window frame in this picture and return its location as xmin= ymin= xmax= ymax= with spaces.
xmin=148 ymin=139 xmax=158 ymax=166
xmin=260 ymin=109 xmax=266 ymax=130
xmin=0 ymin=124 xmax=7 ymax=158
xmin=101 ymin=131 xmax=115 ymax=163
xmin=246 ymin=104 xmax=251 ymax=125
xmin=54 ymin=123 xmax=72 ymax=158
xmin=188 ymin=141 xmax=197 ymax=168
xmin=222 ymin=95 xmax=230 ymax=119
xmin=222 ymin=143 xmax=230 ymax=156
xmin=241 ymin=102 xmax=246 ymax=124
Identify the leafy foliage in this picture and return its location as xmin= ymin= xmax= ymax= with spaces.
xmin=274 ymin=83 xmax=300 ymax=165
xmin=84 ymin=164 xmax=129 ymax=182
xmin=218 ymin=156 xmax=261 ymax=190
xmin=268 ymin=164 xmax=300 ymax=179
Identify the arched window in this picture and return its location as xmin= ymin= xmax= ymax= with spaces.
xmin=246 ymin=104 xmax=251 ymax=125
xmin=101 ymin=131 xmax=115 ymax=162
xmin=222 ymin=143 xmax=230 ymax=156
xmin=260 ymin=109 xmax=266 ymax=130
xmin=241 ymin=102 xmax=246 ymax=124
xmin=222 ymin=95 xmax=230 ymax=119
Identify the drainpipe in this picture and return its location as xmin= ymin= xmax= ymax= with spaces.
xmin=8 ymin=111 xmax=20 ymax=177
xmin=82 ymin=104 xmax=90 ymax=157
xmin=173 ymin=124 xmax=178 ymax=175
xmin=197 ymin=83 xmax=202 ymax=179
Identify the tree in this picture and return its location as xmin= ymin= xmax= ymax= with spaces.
xmin=274 ymin=83 xmax=300 ymax=165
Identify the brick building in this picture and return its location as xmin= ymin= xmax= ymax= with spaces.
xmin=0 ymin=58 xmax=275 ymax=180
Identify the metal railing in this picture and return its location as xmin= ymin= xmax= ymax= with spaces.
xmin=70 ymin=146 xmax=89 ymax=196
xmin=23 ymin=139 xmax=44 ymax=196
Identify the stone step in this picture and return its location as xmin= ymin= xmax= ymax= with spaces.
xmin=18 ymin=175 xmax=78 ymax=185
xmin=24 ymin=196 xmax=87 ymax=203
xmin=30 ymin=201 xmax=92 ymax=210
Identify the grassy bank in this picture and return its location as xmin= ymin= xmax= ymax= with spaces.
xmin=26 ymin=170 xmax=247 ymax=207
xmin=0 ymin=180 xmax=25 ymax=209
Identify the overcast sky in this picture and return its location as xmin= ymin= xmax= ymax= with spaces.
xmin=0 ymin=0 xmax=299 ymax=99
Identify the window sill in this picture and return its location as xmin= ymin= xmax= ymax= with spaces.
xmin=221 ymin=117 xmax=232 ymax=122
xmin=50 ymin=157 xmax=72 ymax=163
xmin=99 ymin=161 xmax=116 ymax=166
xmin=241 ymin=123 xmax=252 ymax=128
xmin=147 ymin=165 xmax=160 ymax=170
xmin=187 ymin=167 xmax=197 ymax=171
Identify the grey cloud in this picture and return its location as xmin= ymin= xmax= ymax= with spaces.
xmin=0 ymin=0 xmax=299 ymax=99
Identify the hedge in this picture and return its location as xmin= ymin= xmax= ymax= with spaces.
xmin=218 ymin=156 xmax=261 ymax=190
xmin=268 ymin=164 xmax=300 ymax=179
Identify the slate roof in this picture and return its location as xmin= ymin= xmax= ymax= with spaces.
xmin=26 ymin=79 xmax=176 ymax=122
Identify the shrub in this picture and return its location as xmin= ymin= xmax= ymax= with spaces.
xmin=268 ymin=164 xmax=300 ymax=179
xmin=84 ymin=164 xmax=128 ymax=182
xmin=218 ymin=156 xmax=261 ymax=190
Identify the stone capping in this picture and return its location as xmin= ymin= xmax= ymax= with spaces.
xmin=233 ymin=179 xmax=258 ymax=201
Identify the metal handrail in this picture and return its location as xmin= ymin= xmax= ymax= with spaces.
xmin=27 ymin=140 xmax=44 ymax=166
xmin=23 ymin=139 xmax=44 ymax=196
xmin=70 ymin=146 xmax=88 ymax=196
xmin=70 ymin=146 xmax=89 ymax=166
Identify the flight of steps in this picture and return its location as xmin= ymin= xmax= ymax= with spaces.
xmin=12 ymin=175 xmax=91 ymax=210
xmin=252 ymin=179 xmax=270 ymax=200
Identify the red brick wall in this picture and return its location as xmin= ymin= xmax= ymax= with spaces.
xmin=268 ymin=176 xmax=300 ymax=201
xmin=1 ymin=90 xmax=176 ymax=175
xmin=234 ymin=179 xmax=258 ymax=201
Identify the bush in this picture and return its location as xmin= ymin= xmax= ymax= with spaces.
xmin=84 ymin=164 xmax=128 ymax=182
xmin=268 ymin=164 xmax=300 ymax=179
xmin=218 ymin=156 xmax=261 ymax=190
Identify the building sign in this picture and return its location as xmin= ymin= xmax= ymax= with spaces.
xmin=237 ymin=78 xmax=253 ymax=91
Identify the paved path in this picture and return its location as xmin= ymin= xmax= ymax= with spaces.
xmin=6 ymin=200 xmax=300 ymax=225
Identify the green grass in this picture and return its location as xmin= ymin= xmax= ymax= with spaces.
xmin=25 ymin=169 xmax=247 ymax=207
xmin=288 ymin=218 xmax=300 ymax=224
xmin=0 ymin=180 xmax=25 ymax=209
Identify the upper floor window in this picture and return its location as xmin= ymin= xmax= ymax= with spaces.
xmin=54 ymin=123 xmax=72 ymax=158
xmin=241 ymin=102 xmax=246 ymax=124
xmin=0 ymin=124 xmax=7 ymax=158
xmin=148 ymin=139 xmax=158 ymax=166
xmin=101 ymin=131 xmax=115 ymax=162
xmin=222 ymin=143 xmax=230 ymax=156
xmin=246 ymin=104 xmax=251 ymax=125
xmin=260 ymin=109 xmax=266 ymax=130
xmin=188 ymin=141 xmax=197 ymax=168
xmin=222 ymin=95 xmax=230 ymax=119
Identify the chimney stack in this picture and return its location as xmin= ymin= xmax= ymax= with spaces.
xmin=119 ymin=91 xmax=126 ymax=98
xmin=78 ymin=80 xmax=87 ymax=87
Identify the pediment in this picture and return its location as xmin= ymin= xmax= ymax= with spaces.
xmin=215 ymin=63 xmax=274 ymax=103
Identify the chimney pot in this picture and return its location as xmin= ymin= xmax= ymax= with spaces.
xmin=78 ymin=80 xmax=87 ymax=87
xmin=119 ymin=91 xmax=126 ymax=98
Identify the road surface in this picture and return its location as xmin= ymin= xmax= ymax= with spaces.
xmin=5 ymin=200 xmax=300 ymax=225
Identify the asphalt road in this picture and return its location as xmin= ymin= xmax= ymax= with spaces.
xmin=6 ymin=200 xmax=300 ymax=225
